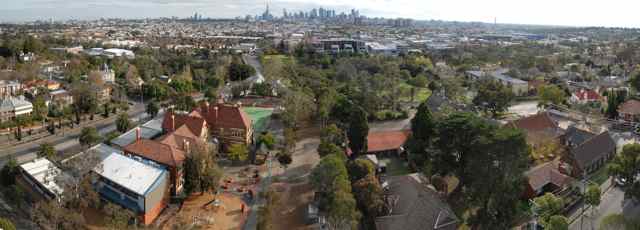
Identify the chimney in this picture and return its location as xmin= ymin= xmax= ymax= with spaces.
xmin=203 ymin=101 xmax=210 ymax=114
xmin=136 ymin=127 xmax=141 ymax=141
xmin=171 ymin=114 xmax=175 ymax=131
xmin=214 ymin=106 xmax=219 ymax=123
xmin=185 ymin=141 xmax=190 ymax=154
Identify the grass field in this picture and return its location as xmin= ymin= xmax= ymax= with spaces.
xmin=399 ymin=83 xmax=432 ymax=103
xmin=243 ymin=107 xmax=274 ymax=134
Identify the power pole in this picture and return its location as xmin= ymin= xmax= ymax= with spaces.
xmin=580 ymin=170 xmax=587 ymax=230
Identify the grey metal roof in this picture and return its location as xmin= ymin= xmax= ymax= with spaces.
xmin=111 ymin=125 xmax=163 ymax=149
xmin=0 ymin=96 xmax=33 ymax=112
xmin=570 ymin=131 xmax=616 ymax=170
xmin=375 ymin=174 xmax=459 ymax=230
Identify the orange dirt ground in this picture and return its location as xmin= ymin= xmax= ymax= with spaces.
xmin=164 ymin=192 xmax=248 ymax=230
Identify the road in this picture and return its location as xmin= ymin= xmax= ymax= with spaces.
xmin=0 ymin=101 xmax=148 ymax=168
xmin=570 ymin=183 xmax=640 ymax=230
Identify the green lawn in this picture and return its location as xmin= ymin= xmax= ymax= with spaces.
xmin=588 ymin=164 xmax=611 ymax=185
xmin=243 ymin=107 xmax=274 ymax=134
xmin=398 ymin=83 xmax=432 ymax=103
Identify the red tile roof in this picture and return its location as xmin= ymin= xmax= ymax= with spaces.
xmin=123 ymin=139 xmax=186 ymax=167
xmin=347 ymin=130 xmax=410 ymax=156
xmin=161 ymin=111 xmax=207 ymax=136
xmin=196 ymin=102 xmax=252 ymax=130
xmin=526 ymin=162 xmax=573 ymax=191
xmin=573 ymin=89 xmax=601 ymax=101
xmin=510 ymin=112 xmax=559 ymax=133
xmin=157 ymin=125 xmax=207 ymax=152
xmin=618 ymin=99 xmax=640 ymax=115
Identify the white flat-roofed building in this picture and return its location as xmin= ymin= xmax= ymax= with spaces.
xmin=18 ymin=158 xmax=67 ymax=201
xmin=366 ymin=42 xmax=398 ymax=56
xmin=92 ymin=147 xmax=169 ymax=225
xmin=103 ymin=48 xmax=135 ymax=59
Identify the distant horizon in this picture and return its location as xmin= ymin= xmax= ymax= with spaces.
xmin=2 ymin=0 xmax=640 ymax=28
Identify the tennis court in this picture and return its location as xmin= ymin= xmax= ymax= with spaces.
xmin=243 ymin=107 xmax=274 ymax=134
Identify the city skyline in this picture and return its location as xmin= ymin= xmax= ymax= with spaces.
xmin=2 ymin=0 xmax=640 ymax=28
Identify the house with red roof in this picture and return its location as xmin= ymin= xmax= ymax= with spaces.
xmin=162 ymin=98 xmax=253 ymax=153
xmin=195 ymin=101 xmax=253 ymax=150
xmin=162 ymin=111 xmax=209 ymax=140
xmin=570 ymin=88 xmax=602 ymax=104
xmin=524 ymin=162 xmax=574 ymax=199
xmin=618 ymin=99 xmax=640 ymax=122
xmin=347 ymin=130 xmax=410 ymax=157
xmin=508 ymin=112 xmax=564 ymax=147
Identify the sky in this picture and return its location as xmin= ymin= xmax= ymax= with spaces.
xmin=0 ymin=0 xmax=639 ymax=28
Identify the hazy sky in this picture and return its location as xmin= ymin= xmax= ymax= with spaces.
xmin=1 ymin=0 xmax=638 ymax=28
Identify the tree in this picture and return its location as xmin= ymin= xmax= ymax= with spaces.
xmin=174 ymin=95 xmax=196 ymax=112
xmin=257 ymin=132 xmax=276 ymax=150
xmin=0 ymin=217 xmax=16 ymax=230
xmin=466 ymin=127 xmax=530 ymax=229
xmin=32 ymin=96 xmax=48 ymax=121
xmin=282 ymin=89 xmax=314 ymax=129
xmin=79 ymin=127 xmax=101 ymax=147
xmin=116 ymin=112 xmax=132 ymax=133
xmin=630 ymin=72 xmax=640 ymax=92
xmin=347 ymin=106 xmax=369 ymax=157
xmin=608 ymin=143 xmax=640 ymax=200
xmin=311 ymin=153 xmax=349 ymax=207
xmin=228 ymin=143 xmax=249 ymax=162
xmin=348 ymin=159 xmax=375 ymax=181
xmin=37 ymin=142 xmax=56 ymax=159
xmin=407 ymin=74 xmax=428 ymax=88
xmin=183 ymin=143 xmax=222 ymax=195
xmin=281 ymin=127 xmax=296 ymax=156
xmin=473 ymin=79 xmax=515 ymax=118
xmin=317 ymin=141 xmax=344 ymax=158
xmin=311 ymin=152 xmax=360 ymax=229
xmin=70 ymin=82 xmax=98 ymax=121
xmin=538 ymin=85 xmax=566 ymax=108
xmin=585 ymin=184 xmax=601 ymax=211
xmin=318 ymin=124 xmax=346 ymax=158
xmin=546 ymin=215 xmax=569 ymax=230
xmin=103 ymin=203 xmax=134 ymax=229
xmin=169 ymin=79 xmax=194 ymax=94
xmin=352 ymin=175 xmax=385 ymax=229
xmin=276 ymin=152 xmax=293 ymax=169
xmin=600 ymin=213 xmax=640 ymax=230
xmin=31 ymin=200 xmax=86 ymax=230
xmin=433 ymin=112 xmax=493 ymax=187
xmin=533 ymin=193 xmax=565 ymax=228
xmin=146 ymin=100 xmax=160 ymax=118
xmin=228 ymin=62 xmax=256 ymax=81
xmin=326 ymin=183 xmax=360 ymax=229
xmin=408 ymin=101 xmax=436 ymax=167
xmin=0 ymin=157 xmax=18 ymax=186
